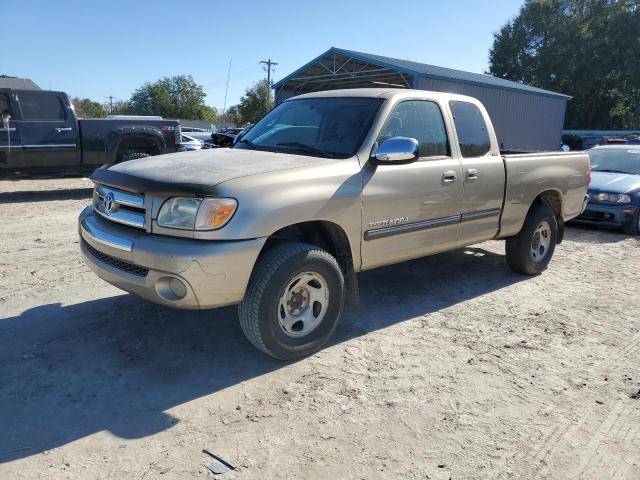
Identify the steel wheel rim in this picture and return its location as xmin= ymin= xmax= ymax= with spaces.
xmin=531 ymin=220 xmax=551 ymax=262
xmin=277 ymin=271 xmax=329 ymax=338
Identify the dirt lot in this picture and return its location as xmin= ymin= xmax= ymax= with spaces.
xmin=1 ymin=178 xmax=639 ymax=480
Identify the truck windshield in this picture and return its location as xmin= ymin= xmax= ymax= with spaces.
xmin=234 ymin=97 xmax=384 ymax=159
xmin=589 ymin=148 xmax=640 ymax=175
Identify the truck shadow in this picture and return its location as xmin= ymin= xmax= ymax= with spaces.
xmin=0 ymin=245 xmax=525 ymax=462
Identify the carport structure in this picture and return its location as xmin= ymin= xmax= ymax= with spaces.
xmin=274 ymin=47 xmax=571 ymax=151
xmin=274 ymin=48 xmax=416 ymax=98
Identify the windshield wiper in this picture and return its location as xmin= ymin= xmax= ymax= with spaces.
xmin=593 ymin=168 xmax=629 ymax=174
xmin=236 ymin=138 xmax=258 ymax=149
xmin=276 ymin=142 xmax=333 ymax=158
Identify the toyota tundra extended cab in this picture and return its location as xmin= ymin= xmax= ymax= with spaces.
xmin=79 ymin=89 xmax=590 ymax=359
xmin=0 ymin=89 xmax=181 ymax=177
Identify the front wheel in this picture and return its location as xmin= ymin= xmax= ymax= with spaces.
xmin=506 ymin=204 xmax=558 ymax=275
xmin=238 ymin=242 xmax=345 ymax=360
xmin=622 ymin=209 xmax=640 ymax=236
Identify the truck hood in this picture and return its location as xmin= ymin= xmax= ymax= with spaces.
xmin=589 ymin=171 xmax=640 ymax=194
xmin=103 ymin=148 xmax=334 ymax=194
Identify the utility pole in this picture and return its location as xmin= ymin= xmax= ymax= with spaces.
xmin=107 ymin=96 xmax=115 ymax=113
xmin=260 ymin=58 xmax=278 ymax=108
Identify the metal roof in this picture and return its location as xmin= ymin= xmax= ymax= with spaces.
xmin=274 ymin=47 xmax=571 ymax=100
xmin=0 ymin=76 xmax=41 ymax=90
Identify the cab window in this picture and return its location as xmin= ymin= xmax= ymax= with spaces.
xmin=377 ymin=100 xmax=450 ymax=158
xmin=449 ymin=101 xmax=491 ymax=157
xmin=19 ymin=93 xmax=66 ymax=121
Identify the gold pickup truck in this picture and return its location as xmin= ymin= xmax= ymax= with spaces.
xmin=79 ymin=89 xmax=590 ymax=359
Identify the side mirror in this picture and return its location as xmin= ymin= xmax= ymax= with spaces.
xmin=1 ymin=114 xmax=10 ymax=130
xmin=372 ymin=137 xmax=419 ymax=165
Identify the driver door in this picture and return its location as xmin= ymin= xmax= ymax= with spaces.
xmin=361 ymin=99 xmax=463 ymax=270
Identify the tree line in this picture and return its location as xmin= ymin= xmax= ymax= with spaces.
xmin=72 ymin=75 xmax=270 ymax=127
xmin=489 ymin=0 xmax=640 ymax=130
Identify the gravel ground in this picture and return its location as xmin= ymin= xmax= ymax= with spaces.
xmin=1 ymin=178 xmax=639 ymax=480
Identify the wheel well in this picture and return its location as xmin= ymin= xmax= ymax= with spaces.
xmin=116 ymin=136 xmax=160 ymax=160
xmin=263 ymin=221 xmax=359 ymax=304
xmin=536 ymin=190 xmax=562 ymax=217
xmin=532 ymin=190 xmax=564 ymax=243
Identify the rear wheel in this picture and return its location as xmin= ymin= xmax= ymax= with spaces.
xmin=622 ymin=209 xmax=640 ymax=236
xmin=238 ymin=242 xmax=345 ymax=360
xmin=506 ymin=204 xmax=557 ymax=275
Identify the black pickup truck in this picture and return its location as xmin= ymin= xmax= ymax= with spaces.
xmin=0 ymin=89 xmax=181 ymax=177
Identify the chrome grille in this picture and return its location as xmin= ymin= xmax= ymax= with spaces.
xmin=93 ymin=184 xmax=145 ymax=229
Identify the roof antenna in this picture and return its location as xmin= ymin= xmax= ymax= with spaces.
xmin=220 ymin=59 xmax=231 ymax=130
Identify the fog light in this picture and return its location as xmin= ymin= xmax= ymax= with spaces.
xmin=156 ymin=276 xmax=188 ymax=301
xmin=169 ymin=277 xmax=187 ymax=299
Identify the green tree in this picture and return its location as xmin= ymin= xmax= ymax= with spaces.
xmin=109 ymin=100 xmax=130 ymax=115
xmin=488 ymin=0 xmax=640 ymax=129
xmin=222 ymin=105 xmax=243 ymax=127
xmin=71 ymin=97 xmax=107 ymax=118
xmin=127 ymin=75 xmax=218 ymax=121
xmin=230 ymin=80 xmax=271 ymax=125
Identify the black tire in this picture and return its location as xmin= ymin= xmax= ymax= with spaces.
xmin=119 ymin=152 xmax=151 ymax=163
xmin=238 ymin=242 xmax=345 ymax=360
xmin=622 ymin=209 xmax=640 ymax=236
xmin=506 ymin=204 xmax=558 ymax=275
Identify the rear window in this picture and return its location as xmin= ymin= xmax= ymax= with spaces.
xmin=449 ymin=101 xmax=491 ymax=157
xmin=19 ymin=93 xmax=66 ymax=120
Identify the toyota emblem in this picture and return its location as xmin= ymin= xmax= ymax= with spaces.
xmin=103 ymin=192 xmax=117 ymax=213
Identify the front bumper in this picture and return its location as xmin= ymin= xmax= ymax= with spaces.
xmin=79 ymin=207 xmax=266 ymax=309
xmin=573 ymin=202 xmax=638 ymax=229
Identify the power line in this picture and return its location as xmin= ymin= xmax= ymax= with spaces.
xmin=202 ymin=63 xmax=262 ymax=89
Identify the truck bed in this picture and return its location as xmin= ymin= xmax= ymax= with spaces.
xmin=499 ymin=151 xmax=591 ymax=238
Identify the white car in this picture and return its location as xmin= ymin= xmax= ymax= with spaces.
xmin=178 ymin=134 xmax=204 ymax=151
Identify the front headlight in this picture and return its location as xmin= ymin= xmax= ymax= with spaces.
xmin=157 ymin=197 xmax=237 ymax=230
xmin=592 ymin=192 xmax=631 ymax=203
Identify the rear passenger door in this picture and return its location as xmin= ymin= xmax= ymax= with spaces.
xmin=15 ymin=91 xmax=80 ymax=168
xmin=449 ymin=100 xmax=505 ymax=245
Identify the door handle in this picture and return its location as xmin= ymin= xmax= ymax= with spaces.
xmin=442 ymin=171 xmax=457 ymax=183
xmin=466 ymin=169 xmax=479 ymax=180
xmin=0 ymin=128 xmax=16 ymax=132
xmin=55 ymin=127 xmax=73 ymax=133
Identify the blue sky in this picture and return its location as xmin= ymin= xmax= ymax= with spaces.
xmin=1 ymin=0 xmax=524 ymax=111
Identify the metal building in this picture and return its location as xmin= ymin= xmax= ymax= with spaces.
xmin=0 ymin=76 xmax=40 ymax=90
xmin=273 ymin=48 xmax=570 ymax=151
